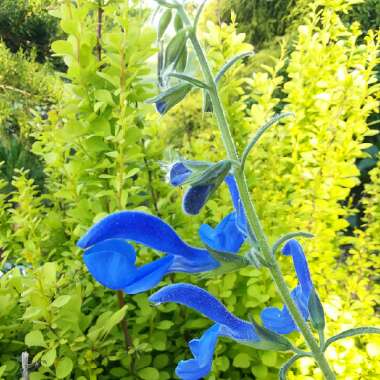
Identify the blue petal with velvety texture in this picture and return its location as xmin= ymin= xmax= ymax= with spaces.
xmin=78 ymin=211 xmax=213 ymax=262
xmin=124 ymin=255 xmax=174 ymax=294
xmin=149 ymin=283 xmax=258 ymax=342
xmin=224 ymin=175 xmax=248 ymax=235
xmin=182 ymin=184 xmax=214 ymax=215
xmin=175 ymin=324 xmax=220 ymax=380
xmin=83 ymin=239 xmax=137 ymax=290
xmin=199 ymin=212 xmax=245 ymax=253
xmin=282 ymin=239 xmax=312 ymax=294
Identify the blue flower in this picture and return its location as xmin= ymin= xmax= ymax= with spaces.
xmin=149 ymin=283 xmax=260 ymax=380
xmin=77 ymin=211 xmax=245 ymax=294
xmin=260 ymin=239 xmax=313 ymax=334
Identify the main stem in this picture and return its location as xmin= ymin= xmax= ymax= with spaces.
xmin=178 ymin=7 xmax=335 ymax=380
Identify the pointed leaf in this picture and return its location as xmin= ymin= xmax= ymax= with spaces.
xmin=200 ymin=245 xmax=250 ymax=278
xmin=324 ymin=327 xmax=380 ymax=351
xmin=279 ymin=354 xmax=305 ymax=380
xmin=249 ymin=318 xmax=293 ymax=352
xmin=308 ymin=288 xmax=325 ymax=332
xmin=215 ymin=51 xmax=253 ymax=84
xmin=168 ymin=73 xmax=209 ymax=89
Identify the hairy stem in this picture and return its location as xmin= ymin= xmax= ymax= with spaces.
xmin=178 ymin=6 xmax=336 ymax=380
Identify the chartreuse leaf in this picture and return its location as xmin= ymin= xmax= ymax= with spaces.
xmin=324 ymin=327 xmax=380 ymax=351
xmin=279 ymin=354 xmax=306 ymax=380
xmin=138 ymin=367 xmax=159 ymax=380
xmin=25 ymin=330 xmax=46 ymax=347
xmin=233 ymin=352 xmax=251 ymax=368
xmin=56 ymin=357 xmax=73 ymax=379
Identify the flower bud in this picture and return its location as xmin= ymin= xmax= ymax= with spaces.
xmin=165 ymin=29 xmax=188 ymax=70
xmin=158 ymin=9 xmax=172 ymax=40
xmin=146 ymin=83 xmax=192 ymax=115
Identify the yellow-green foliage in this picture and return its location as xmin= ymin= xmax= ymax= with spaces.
xmin=0 ymin=0 xmax=379 ymax=379
xmin=161 ymin=1 xmax=379 ymax=378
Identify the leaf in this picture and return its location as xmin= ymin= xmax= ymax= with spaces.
xmin=272 ymin=231 xmax=314 ymax=254
xmin=249 ymin=318 xmax=293 ymax=352
xmin=279 ymin=354 xmax=305 ymax=380
xmin=51 ymin=40 xmax=72 ymax=56
xmin=215 ymin=51 xmax=254 ymax=83
xmin=52 ymin=295 xmax=72 ymax=308
xmin=324 ymin=327 xmax=380 ymax=351
xmin=41 ymin=348 xmax=57 ymax=367
xmin=308 ymin=288 xmax=325 ymax=332
xmin=25 ymin=330 xmax=46 ymax=347
xmin=138 ymin=367 xmax=159 ymax=380
xmin=201 ymin=245 xmax=250 ymax=278
xmin=233 ymin=353 xmax=251 ymax=368
xmin=56 ymin=357 xmax=73 ymax=379
xmin=168 ymin=73 xmax=208 ymax=89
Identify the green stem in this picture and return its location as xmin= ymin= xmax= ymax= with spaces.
xmin=178 ymin=6 xmax=336 ymax=380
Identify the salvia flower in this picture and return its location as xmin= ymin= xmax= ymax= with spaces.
xmin=260 ymin=239 xmax=313 ymax=334
xmin=77 ymin=211 xmax=245 ymax=294
xmin=149 ymin=283 xmax=260 ymax=380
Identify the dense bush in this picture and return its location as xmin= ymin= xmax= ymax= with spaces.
xmin=0 ymin=0 xmax=378 ymax=379
xmin=0 ymin=0 xmax=59 ymax=62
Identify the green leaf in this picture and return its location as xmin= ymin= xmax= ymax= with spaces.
xmin=174 ymin=12 xmax=183 ymax=31
xmin=272 ymin=231 xmax=314 ymax=254
xmin=41 ymin=348 xmax=57 ymax=368
xmin=201 ymin=245 xmax=250 ymax=278
xmin=56 ymin=357 xmax=73 ymax=379
xmin=233 ymin=353 xmax=251 ymax=368
xmin=51 ymin=40 xmax=72 ymax=56
xmin=158 ymin=9 xmax=172 ymax=40
xmin=25 ymin=330 xmax=46 ymax=347
xmin=279 ymin=354 xmax=305 ymax=380
xmin=168 ymin=73 xmax=208 ymax=89
xmin=249 ymin=318 xmax=293 ymax=352
xmin=308 ymin=288 xmax=325 ymax=332
xmin=215 ymin=51 xmax=253 ymax=83
xmin=324 ymin=327 xmax=380 ymax=351
xmin=138 ymin=367 xmax=160 ymax=380
xmin=202 ymin=90 xmax=213 ymax=113
xmin=52 ymin=295 xmax=72 ymax=308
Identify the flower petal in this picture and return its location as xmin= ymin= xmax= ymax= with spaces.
xmin=124 ymin=255 xmax=174 ymax=294
xmin=224 ymin=175 xmax=248 ymax=235
xmin=149 ymin=283 xmax=258 ymax=342
xmin=176 ymin=324 xmax=220 ymax=380
xmin=83 ymin=239 xmax=137 ymax=290
xmin=282 ymin=239 xmax=313 ymax=294
xmin=182 ymin=184 xmax=214 ymax=215
xmin=77 ymin=211 xmax=211 ymax=260
xmin=199 ymin=212 xmax=245 ymax=253
xmin=169 ymin=162 xmax=192 ymax=186
xmin=260 ymin=286 xmax=309 ymax=334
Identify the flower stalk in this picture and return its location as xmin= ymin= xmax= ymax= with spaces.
xmin=177 ymin=5 xmax=336 ymax=379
